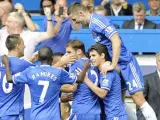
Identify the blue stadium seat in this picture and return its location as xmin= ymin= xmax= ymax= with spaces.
xmin=70 ymin=29 xmax=160 ymax=52
xmin=31 ymin=16 xmax=160 ymax=30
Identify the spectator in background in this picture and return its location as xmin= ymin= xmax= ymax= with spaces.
xmin=0 ymin=0 xmax=12 ymax=3
xmin=136 ymin=53 xmax=160 ymax=120
xmin=0 ymin=8 xmax=57 ymax=60
xmin=0 ymin=1 xmax=12 ymax=28
xmin=94 ymin=5 xmax=120 ymax=29
xmin=81 ymin=0 xmax=94 ymax=13
xmin=61 ymin=102 xmax=71 ymax=120
xmin=103 ymin=0 xmax=132 ymax=16
xmin=146 ymin=0 xmax=160 ymax=16
xmin=122 ymin=2 xmax=157 ymax=29
xmin=14 ymin=3 xmax=39 ymax=31
xmin=101 ymin=0 xmax=110 ymax=6
xmin=38 ymin=0 xmax=80 ymax=54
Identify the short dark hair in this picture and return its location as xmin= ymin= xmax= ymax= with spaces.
xmin=68 ymin=2 xmax=87 ymax=16
xmin=38 ymin=47 xmax=53 ymax=62
xmin=88 ymin=43 xmax=110 ymax=61
xmin=5 ymin=34 xmax=22 ymax=51
xmin=66 ymin=40 xmax=85 ymax=54
xmin=40 ymin=0 xmax=56 ymax=15
xmin=52 ymin=52 xmax=64 ymax=60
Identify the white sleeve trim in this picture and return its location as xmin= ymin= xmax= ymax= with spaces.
xmin=12 ymin=76 xmax=17 ymax=84
xmin=108 ymin=31 xmax=118 ymax=39
xmin=101 ymin=87 xmax=110 ymax=91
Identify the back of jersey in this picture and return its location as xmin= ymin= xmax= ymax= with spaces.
xmin=0 ymin=56 xmax=33 ymax=117
xmin=70 ymin=58 xmax=101 ymax=115
xmin=13 ymin=65 xmax=76 ymax=120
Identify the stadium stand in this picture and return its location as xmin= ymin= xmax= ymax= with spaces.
xmin=13 ymin=0 xmax=149 ymax=12
xmin=31 ymin=16 xmax=160 ymax=30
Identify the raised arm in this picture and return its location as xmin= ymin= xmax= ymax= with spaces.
xmin=110 ymin=33 xmax=121 ymax=69
xmin=76 ymin=61 xmax=90 ymax=83
xmin=2 ymin=55 xmax=13 ymax=83
xmin=15 ymin=3 xmax=37 ymax=31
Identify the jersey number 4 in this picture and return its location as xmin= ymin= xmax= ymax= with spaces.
xmin=38 ymin=80 xmax=49 ymax=103
xmin=0 ymin=72 xmax=13 ymax=93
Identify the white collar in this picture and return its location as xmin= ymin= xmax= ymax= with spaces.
xmin=111 ymin=5 xmax=122 ymax=16
xmin=157 ymin=69 xmax=160 ymax=78
xmin=135 ymin=22 xmax=144 ymax=26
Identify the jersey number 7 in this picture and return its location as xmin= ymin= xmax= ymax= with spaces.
xmin=38 ymin=80 xmax=49 ymax=103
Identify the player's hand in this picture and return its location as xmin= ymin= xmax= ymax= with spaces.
xmin=61 ymin=93 xmax=73 ymax=102
xmin=2 ymin=55 xmax=9 ymax=67
xmin=14 ymin=3 xmax=25 ymax=14
xmin=44 ymin=7 xmax=52 ymax=20
xmin=84 ymin=72 xmax=89 ymax=82
xmin=29 ymin=51 xmax=39 ymax=63
xmin=83 ymin=61 xmax=91 ymax=70
xmin=101 ymin=61 xmax=114 ymax=75
xmin=54 ymin=7 xmax=67 ymax=22
xmin=60 ymin=54 xmax=76 ymax=65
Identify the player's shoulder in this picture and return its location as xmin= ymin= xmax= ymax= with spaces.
xmin=91 ymin=13 xmax=110 ymax=23
xmin=74 ymin=57 xmax=89 ymax=65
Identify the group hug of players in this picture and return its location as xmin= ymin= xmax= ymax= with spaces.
xmin=0 ymin=2 xmax=158 ymax=120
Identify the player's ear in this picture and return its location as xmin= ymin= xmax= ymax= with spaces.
xmin=77 ymin=49 xmax=81 ymax=55
xmin=101 ymin=53 xmax=105 ymax=59
xmin=65 ymin=107 xmax=69 ymax=112
xmin=79 ymin=11 xmax=84 ymax=16
xmin=15 ymin=44 xmax=19 ymax=50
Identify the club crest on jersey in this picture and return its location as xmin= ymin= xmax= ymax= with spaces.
xmin=102 ymin=78 xmax=109 ymax=87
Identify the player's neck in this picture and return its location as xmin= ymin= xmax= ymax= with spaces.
xmin=62 ymin=113 xmax=70 ymax=120
xmin=112 ymin=4 xmax=121 ymax=10
xmin=8 ymin=51 xmax=20 ymax=58
xmin=87 ymin=13 xmax=91 ymax=23
xmin=78 ymin=54 xmax=86 ymax=59
xmin=41 ymin=61 xmax=52 ymax=66
xmin=98 ymin=60 xmax=106 ymax=72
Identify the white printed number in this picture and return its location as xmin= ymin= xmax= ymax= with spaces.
xmin=0 ymin=72 xmax=13 ymax=93
xmin=90 ymin=70 xmax=98 ymax=86
xmin=38 ymin=81 xmax=49 ymax=103
xmin=126 ymin=79 xmax=138 ymax=91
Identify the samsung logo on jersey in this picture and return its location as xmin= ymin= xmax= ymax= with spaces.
xmin=32 ymin=72 xmax=57 ymax=81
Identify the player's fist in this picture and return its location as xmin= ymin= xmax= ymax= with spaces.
xmin=15 ymin=3 xmax=24 ymax=10
xmin=2 ymin=55 xmax=9 ymax=67
xmin=83 ymin=61 xmax=91 ymax=70
xmin=44 ymin=7 xmax=52 ymax=17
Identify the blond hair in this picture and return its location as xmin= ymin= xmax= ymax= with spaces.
xmin=156 ymin=53 xmax=160 ymax=61
xmin=133 ymin=2 xmax=146 ymax=12
xmin=68 ymin=2 xmax=88 ymax=15
xmin=8 ymin=12 xmax=25 ymax=26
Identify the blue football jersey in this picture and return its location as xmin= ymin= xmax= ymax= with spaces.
xmin=0 ymin=56 xmax=34 ymax=117
xmin=89 ymin=13 xmax=131 ymax=63
xmin=12 ymin=65 xmax=77 ymax=120
xmin=100 ymin=70 xmax=126 ymax=118
xmin=70 ymin=58 xmax=101 ymax=115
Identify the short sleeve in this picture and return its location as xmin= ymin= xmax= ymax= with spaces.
xmin=12 ymin=69 xmax=29 ymax=84
xmin=100 ymin=72 xmax=114 ymax=91
xmin=21 ymin=59 xmax=35 ymax=69
xmin=92 ymin=15 xmax=118 ymax=39
xmin=60 ymin=69 xmax=77 ymax=85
